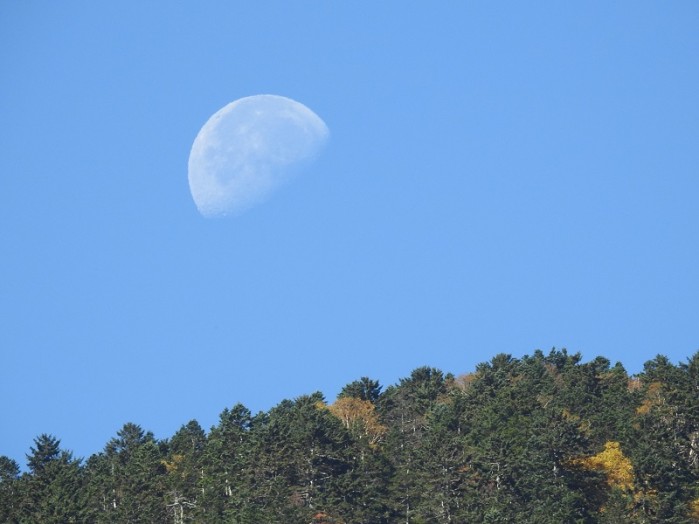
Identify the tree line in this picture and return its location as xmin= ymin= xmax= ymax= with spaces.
xmin=1 ymin=349 xmax=698 ymax=523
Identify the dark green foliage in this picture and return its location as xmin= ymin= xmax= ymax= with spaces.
xmin=83 ymin=423 xmax=167 ymax=523
xmin=247 ymin=393 xmax=354 ymax=521
xmin=5 ymin=350 xmax=698 ymax=523
xmin=629 ymin=355 xmax=699 ymax=522
xmin=379 ymin=366 xmax=450 ymax=521
xmin=199 ymin=403 xmax=253 ymax=522
xmin=163 ymin=420 xmax=206 ymax=523
xmin=0 ymin=456 xmax=20 ymax=522
xmin=454 ymin=352 xmax=594 ymax=522
xmin=339 ymin=377 xmax=383 ymax=404
xmin=17 ymin=435 xmax=84 ymax=523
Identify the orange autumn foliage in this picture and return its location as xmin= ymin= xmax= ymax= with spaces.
xmin=327 ymin=397 xmax=386 ymax=446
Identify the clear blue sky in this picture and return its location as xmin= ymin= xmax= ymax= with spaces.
xmin=2 ymin=2 xmax=697 ymax=466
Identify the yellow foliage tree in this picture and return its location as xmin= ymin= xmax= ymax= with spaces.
xmin=689 ymin=497 xmax=699 ymax=521
xmin=327 ymin=397 xmax=386 ymax=446
xmin=570 ymin=441 xmax=635 ymax=491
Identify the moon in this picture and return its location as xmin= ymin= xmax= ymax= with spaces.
xmin=188 ymin=95 xmax=329 ymax=217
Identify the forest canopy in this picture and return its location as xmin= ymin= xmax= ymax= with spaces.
xmin=2 ymin=349 xmax=698 ymax=523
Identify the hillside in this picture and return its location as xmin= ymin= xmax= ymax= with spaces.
xmin=2 ymin=349 xmax=698 ymax=523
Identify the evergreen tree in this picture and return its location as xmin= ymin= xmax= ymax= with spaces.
xmin=199 ymin=403 xmax=254 ymax=522
xmin=380 ymin=366 xmax=448 ymax=522
xmin=339 ymin=377 xmax=383 ymax=404
xmin=18 ymin=434 xmax=84 ymax=523
xmin=632 ymin=355 xmax=698 ymax=522
xmin=246 ymin=393 xmax=353 ymax=522
xmin=0 ymin=455 xmax=20 ymax=522
xmin=84 ymin=423 xmax=167 ymax=523
xmin=164 ymin=420 xmax=206 ymax=523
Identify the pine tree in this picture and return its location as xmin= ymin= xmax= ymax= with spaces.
xmin=632 ymin=355 xmax=698 ymax=522
xmin=84 ymin=423 xmax=167 ymax=523
xmin=338 ymin=377 xmax=383 ymax=404
xmin=0 ymin=455 xmax=20 ymax=522
xmin=199 ymin=403 xmax=254 ymax=522
xmin=164 ymin=420 xmax=206 ymax=523
xmin=380 ymin=366 xmax=448 ymax=522
xmin=19 ymin=434 xmax=84 ymax=523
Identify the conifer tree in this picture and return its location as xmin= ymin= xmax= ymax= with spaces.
xmin=199 ymin=403 xmax=254 ymax=522
xmin=19 ymin=434 xmax=84 ymax=523
xmin=84 ymin=423 xmax=167 ymax=523
xmin=0 ymin=456 xmax=20 ymax=522
xmin=164 ymin=420 xmax=206 ymax=523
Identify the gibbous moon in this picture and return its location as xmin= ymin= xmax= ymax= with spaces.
xmin=188 ymin=94 xmax=329 ymax=217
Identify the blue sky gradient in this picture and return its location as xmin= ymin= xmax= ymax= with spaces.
xmin=1 ymin=2 xmax=698 ymax=465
